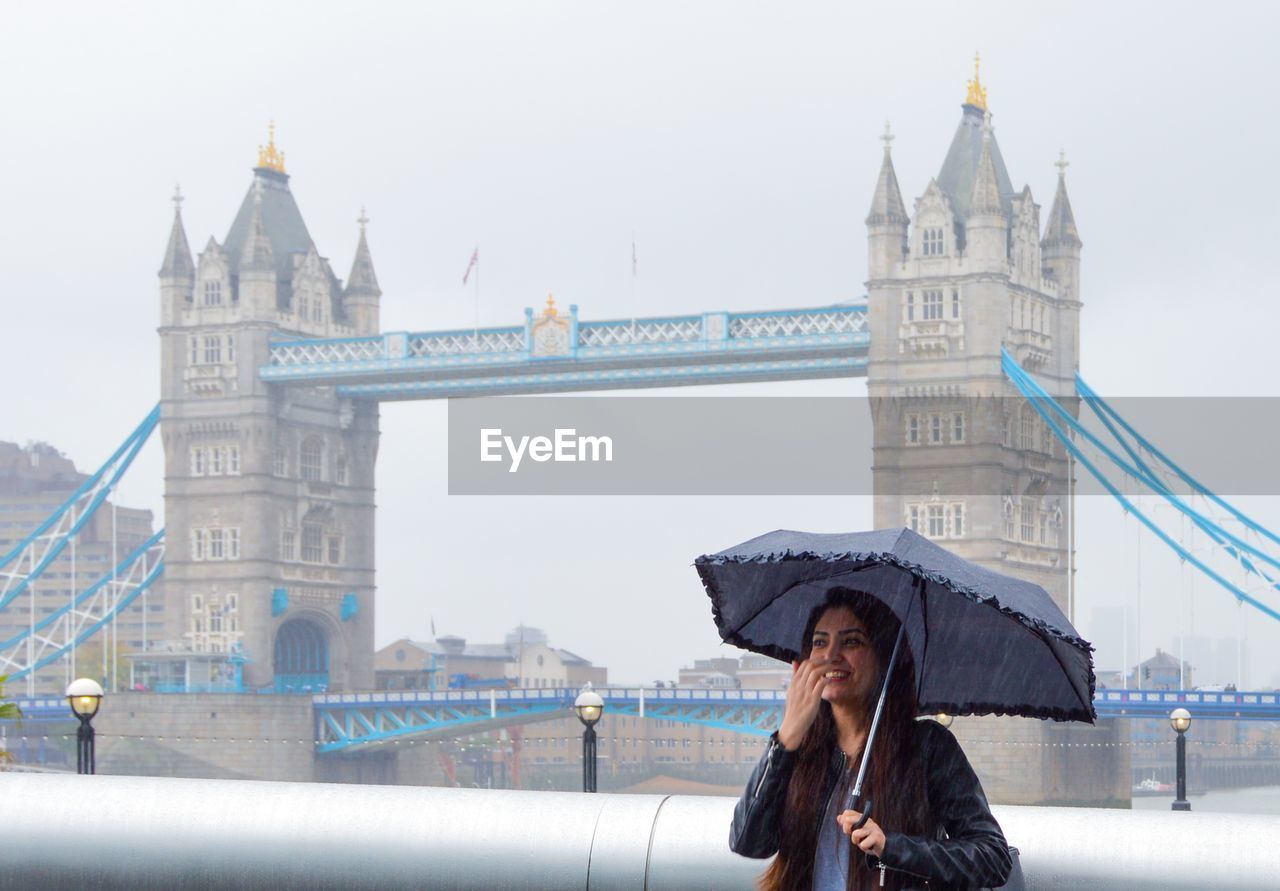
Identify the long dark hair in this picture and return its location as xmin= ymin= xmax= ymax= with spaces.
xmin=758 ymin=588 xmax=933 ymax=891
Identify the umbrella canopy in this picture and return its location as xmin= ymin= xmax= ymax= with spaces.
xmin=695 ymin=527 xmax=1096 ymax=724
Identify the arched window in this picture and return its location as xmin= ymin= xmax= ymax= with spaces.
xmin=300 ymin=437 xmax=324 ymax=482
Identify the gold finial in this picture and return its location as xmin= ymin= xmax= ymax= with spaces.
xmin=881 ymin=120 xmax=894 ymax=152
xmin=1055 ymin=149 xmax=1069 ymax=178
xmin=172 ymin=184 xmax=184 ymax=212
xmin=357 ymin=206 xmax=369 ymax=232
xmin=545 ymin=293 xmax=558 ymax=317
xmin=257 ymin=120 xmax=287 ymax=173
xmin=965 ymin=53 xmax=988 ymax=111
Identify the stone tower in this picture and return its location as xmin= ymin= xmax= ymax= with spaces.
xmin=157 ymin=127 xmax=380 ymax=691
xmin=866 ymin=62 xmax=1123 ymax=805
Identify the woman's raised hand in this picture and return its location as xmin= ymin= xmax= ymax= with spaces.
xmin=776 ymin=658 xmax=829 ymax=751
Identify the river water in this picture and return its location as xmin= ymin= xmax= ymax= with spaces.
xmin=1130 ymin=786 xmax=1280 ymax=815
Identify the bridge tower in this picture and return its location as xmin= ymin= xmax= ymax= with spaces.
xmin=865 ymin=62 xmax=1117 ymax=804
xmin=156 ymin=127 xmax=379 ymax=691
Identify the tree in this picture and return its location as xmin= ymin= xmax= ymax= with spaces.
xmin=0 ymin=674 xmax=21 ymax=768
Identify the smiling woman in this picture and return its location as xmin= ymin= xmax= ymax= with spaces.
xmin=729 ymin=588 xmax=1012 ymax=891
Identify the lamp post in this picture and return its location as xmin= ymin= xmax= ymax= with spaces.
xmin=573 ymin=684 xmax=604 ymax=793
xmin=66 ymin=678 xmax=104 ymax=775
xmin=1170 ymin=707 xmax=1191 ymax=811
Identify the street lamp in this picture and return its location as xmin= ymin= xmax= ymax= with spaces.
xmin=574 ymin=684 xmax=605 ymax=793
xmin=1170 ymin=707 xmax=1192 ymax=812
xmin=66 ymin=678 xmax=104 ymax=775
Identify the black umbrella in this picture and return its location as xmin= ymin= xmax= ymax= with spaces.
xmin=695 ymin=527 xmax=1096 ymax=823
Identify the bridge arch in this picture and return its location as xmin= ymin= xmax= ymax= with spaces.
xmin=273 ymin=615 xmax=333 ymax=692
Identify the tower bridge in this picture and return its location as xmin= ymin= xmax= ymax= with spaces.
xmin=8 ymin=66 xmax=1247 ymax=805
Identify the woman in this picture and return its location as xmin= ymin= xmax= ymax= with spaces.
xmin=730 ymin=588 xmax=1012 ymax=890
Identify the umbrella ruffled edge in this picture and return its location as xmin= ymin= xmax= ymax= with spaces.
xmin=694 ymin=548 xmax=1098 ymax=724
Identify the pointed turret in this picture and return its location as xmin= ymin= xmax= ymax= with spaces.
xmin=1042 ymin=151 xmax=1082 ymax=302
xmin=867 ymin=122 xmax=909 ymax=279
xmin=969 ymin=123 xmax=1005 ymax=217
xmin=963 ymin=115 xmax=1009 ymax=268
xmin=343 ymin=209 xmax=382 ymax=334
xmin=866 ymin=124 xmax=909 ymax=227
xmin=159 ymin=186 xmax=195 ymax=327
xmin=240 ymin=185 xmax=275 ymax=273
xmin=160 ymin=185 xmax=195 ymax=280
xmin=237 ymin=183 xmax=279 ymax=313
xmin=1042 ymin=152 xmax=1081 ymax=249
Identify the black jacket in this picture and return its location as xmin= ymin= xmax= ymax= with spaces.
xmin=729 ymin=720 xmax=1012 ymax=889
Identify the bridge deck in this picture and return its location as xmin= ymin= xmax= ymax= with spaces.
xmin=259 ymin=305 xmax=869 ymax=399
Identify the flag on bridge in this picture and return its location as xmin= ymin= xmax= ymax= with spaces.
xmin=462 ymin=247 xmax=479 ymax=285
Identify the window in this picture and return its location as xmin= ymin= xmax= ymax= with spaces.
xmin=905 ymin=292 xmax=914 ymax=322
xmin=208 ymin=528 xmax=224 ymax=560
xmin=1021 ymin=504 xmax=1035 ymax=543
xmin=922 ymin=290 xmax=944 ymax=321
xmin=226 ymin=335 xmax=235 ymax=363
xmin=951 ymin=290 xmax=961 ymax=319
xmin=203 ymin=335 xmax=222 ymax=364
xmin=906 ymin=414 xmax=920 ymax=446
xmin=1039 ymin=418 xmax=1055 ymax=455
xmin=923 ymin=228 xmax=944 ymax=256
xmin=210 ymin=447 xmax=224 ymax=476
xmin=300 ymin=438 xmax=324 ymax=482
xmin=907 ymin=505 xmax=922 ymax=534
xmin=273 ymin=446 xmax=288 ymax=478
xmin=191 ymin=448 xmax=205 ymax=476
xmin=280 ymin=530 xmax=295 ymax=560
xmin=203 ymin=280 xmax=222 ymax=306
xmin=297 ymin=295 xmax=309 ymax=319
xmin=951 ymin=412 xmax=965 ymax=444
xmin=1038 ymin=513 xmax=1049 ymax=545
xmin=949 ymin=503 xmax=965 ymax=538
xmin=929 ymin=414 xmax=943 ymax=445
xmin=228 ymin=528 xmax=240 ymax=560
xmin=927 ymin=504 xmax=945 ymax=538
xmin=311 ymin=294 xmax=324 ymax=322
xmin=335 ymin=454 xmax=348 ymax=485
xmin=189 ymin=337 xmax=199 ymax=365
xmin=327 ymin=535 xmax=341 ymax=565
xmin=302 ymin=524 xmax=324 ymax=563
xmin=1019 ymin=408 xmax=1035 ymax=450
xmin=191 ymin=529 xmax=206 ymax=561
xmin=228 ymin=446 xmax=241 ymax=475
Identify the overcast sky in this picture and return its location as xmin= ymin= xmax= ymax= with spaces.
xmin=3 ymin=2 xmax=1280 ymax=686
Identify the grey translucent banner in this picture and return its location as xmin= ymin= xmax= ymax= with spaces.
xmin=446 ymin=397 xmax=1280 ymax=496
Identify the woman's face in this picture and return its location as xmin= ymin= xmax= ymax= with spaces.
xmin=808 ymin=605 xmax=881 ymax=709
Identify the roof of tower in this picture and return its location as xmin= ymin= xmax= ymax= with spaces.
xmin=159 ymin=186 xmax=194 ymax=279
xmin=969 ymin=122 xmax=1005 ymax=216
xmin=1042 ymin=152 xmax=1082 ymax=246
xmin=936 ymin=105 xmax=1015 ymax=220
xmin=223 ymin=166 xmax=315 ymax=282
xmin=344 ymin=209 xmax=381 ymax=297
xmin=866 ymin=122 xmax=909 ymax=227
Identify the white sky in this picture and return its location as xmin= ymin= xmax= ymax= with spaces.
xmin=2 ymin=1 xmax=1279 ymax=685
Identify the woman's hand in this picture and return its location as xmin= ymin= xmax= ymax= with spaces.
xmin=776 ymin=659 xmax=829 ymax=750
xmin=837 ymin=809 xmax=886 ymax=858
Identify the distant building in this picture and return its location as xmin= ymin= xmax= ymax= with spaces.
xmin=1132 ymin=648 xmax=1192 ymax=691
xmin=0 ymin=441 xmax=160 ymax=696
xmin=374 ymin=626 xmax=606 ymax=691
xmin=678 ymin=652 xmax=789 ymax=690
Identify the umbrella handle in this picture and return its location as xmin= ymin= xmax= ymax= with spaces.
xmin=848 ymin=795 xmax=872 ymax=830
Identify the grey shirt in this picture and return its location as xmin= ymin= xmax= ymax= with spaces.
xmin=813 ymin=759 xmax=855 ymax=890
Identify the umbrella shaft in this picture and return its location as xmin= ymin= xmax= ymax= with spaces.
xmin=851 ymin=618 xmax=905 ymax=802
